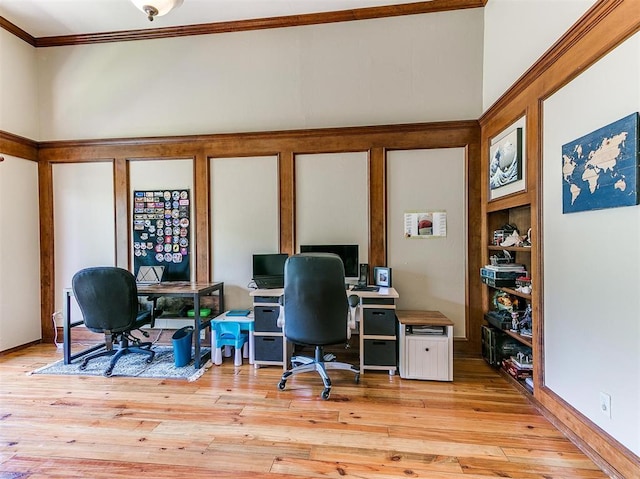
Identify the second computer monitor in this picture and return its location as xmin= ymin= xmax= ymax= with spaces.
xmin=299 ymin=244 xmax=359 ymax=279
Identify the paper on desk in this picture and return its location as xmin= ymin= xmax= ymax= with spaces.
xmin=378 ymin=287 xmax=390 ymax=295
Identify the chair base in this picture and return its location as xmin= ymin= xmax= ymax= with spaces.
xmin=278 ymin=346 xmax=360 ymax=400
xmin=79 ymin=335 xmax=154 ymax=377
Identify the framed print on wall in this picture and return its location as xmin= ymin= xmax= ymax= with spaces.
xmin=489 ymin=117 xmax=527 ymax=200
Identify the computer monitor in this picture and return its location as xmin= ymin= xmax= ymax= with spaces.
xmin=252 ymin=253 xmax=288 ymax=288
xmin=299 ymin=244 xmax=359 ymax=279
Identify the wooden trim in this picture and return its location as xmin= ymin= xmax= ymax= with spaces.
xmin=538 ymin=386 xmax=639 ymax=479
xmin=368 ymin=147 xmax=386 ymax=271
xmin=481 ymin=0 xmax=638 ymax=125
xmin=0 ymin=16 xmax=36 ymax=46
xmin=462 ymin=136 xmax=483 ymax=356
xmin=113 ymin=158 xmax=128 ymax=269
xmin=0 ymin=130 xmax=38 ymax=161
xmin=37 ymin=120 xmax=479 ymax=154
xmin=279 ymin=151 xmax=295 ymax=255
xmin=0 ymin=1 xmax=487 ymax=48
xmin=194 ymin=150 xmax=209 ymax=282
xmin=38 ymin=161 xmax=54 ymax=343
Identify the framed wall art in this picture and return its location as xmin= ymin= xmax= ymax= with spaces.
xmin=489 ymin=117 xmax=527 ymax=200
xmin=561 ymin=112 xmax=638 ymax=214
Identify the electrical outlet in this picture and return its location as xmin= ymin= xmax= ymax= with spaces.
xmin=599 ymin=392 xmax=611 ymax=418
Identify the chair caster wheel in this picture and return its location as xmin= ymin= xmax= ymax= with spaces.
xmin=354 ymin=373 xmax=360 ymax=384
xmin=146 ymin=357 xmax=153 ymax=364
xmin=79 ymin=362 xmax=88 ymax=370
xmin=321 ymin=388 xmax=331 ymax=400
xmin=104 ymin=368 xmax=114 ymax=377
xmin=278 ymin=380 xmax=286 ymax=390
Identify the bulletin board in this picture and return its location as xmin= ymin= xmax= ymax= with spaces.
xmin=132 ymin=189 xmax=190 ymax=281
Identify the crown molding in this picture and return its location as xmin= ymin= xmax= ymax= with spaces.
xmin=0 ymin=16 xmax=35 ymax=46
xmin=1 ymin=0 xmax=485 ymax=47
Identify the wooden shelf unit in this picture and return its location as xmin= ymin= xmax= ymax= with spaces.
xmin=481 ymin=199 xmax=535 ymax=394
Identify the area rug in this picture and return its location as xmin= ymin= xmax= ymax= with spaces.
xmin=29 ymin=346 xmax=211 ymax=382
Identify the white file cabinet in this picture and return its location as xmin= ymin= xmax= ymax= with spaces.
xmin=397 ymin=310 xmax=454 ymax=381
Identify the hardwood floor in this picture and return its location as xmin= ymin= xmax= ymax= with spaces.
xmin=1 ymin=343 xmax=609 ymax=478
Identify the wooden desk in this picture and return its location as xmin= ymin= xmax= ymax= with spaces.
xmin=249 ymin=286 xmax=400 ymax=374
xmin=64 ymin=281 xmax=224 ymax=370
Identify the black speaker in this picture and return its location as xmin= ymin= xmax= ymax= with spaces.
xmin=358 ymin=263 xmax=368 ymax=286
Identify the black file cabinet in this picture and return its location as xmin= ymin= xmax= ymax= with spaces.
xmin=251 ymin=292 xmax=291 ymax=369
xmin=359 ymin=296 xmax=397 ymax=375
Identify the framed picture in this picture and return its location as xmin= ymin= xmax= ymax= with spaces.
xmin=373 ymin=267 xmax=392 ymax=287
xmin=561 ymin=112 xmax=638 ymax=214
xmin=489 ymin=118 xmax=526 ymax=200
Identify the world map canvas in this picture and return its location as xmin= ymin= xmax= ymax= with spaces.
xmin=562 ymin=112 xmax=639 ymax=214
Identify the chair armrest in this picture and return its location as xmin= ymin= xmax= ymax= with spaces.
xmin=277 ymin=295 xmax=285 ymax=328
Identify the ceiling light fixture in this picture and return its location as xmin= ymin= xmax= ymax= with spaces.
xmin=131 ymin=0 xmax=184 ymax=22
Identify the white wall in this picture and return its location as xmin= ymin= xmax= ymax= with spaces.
xmin=295 ymin=151 xmax=369 ymax=278
xmin=542 ymin=33 xmax=640 ymax=456
xmin=0 ymin=29 xmax=39 ymax=139
xmin=211 ymin=156 xmax=279 ymax=310
xmin=34 ymin=9 xmax=484 ymax=141
xmin=387 ymin=149 xmax=467 ymax=337
xmin=0 ymin=156 xmax=41 ymax=350
xmin=483 ymin=0 xmax=596 ymax=111
xmin=52 ymin=162 xmax=116 ymax=323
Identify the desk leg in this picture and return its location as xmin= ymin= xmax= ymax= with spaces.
xmin=193 ymin=295 xmax=201 ymax=369
xmin=249 ymin=331 xmax=254 ymax=365
xmin=64 ymin=291 xmax=72 ymax=364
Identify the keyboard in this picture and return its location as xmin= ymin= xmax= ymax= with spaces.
xmin=351 ymin=285 xmax=379 ymax=292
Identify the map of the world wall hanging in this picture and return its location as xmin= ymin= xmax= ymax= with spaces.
xmin=562 ymin=112 xmax=639 ymax=214
xmin=133 ymin=189 xmax=190 ymax=281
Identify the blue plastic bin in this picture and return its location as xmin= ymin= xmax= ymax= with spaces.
xmin=172 ymin=326 xmax=194 ymax=367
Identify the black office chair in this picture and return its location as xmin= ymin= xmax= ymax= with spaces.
xmin=72 ymin=266 xmax=155 ymax=377
xmin=277 ymin=253 xmax=360 ymax=400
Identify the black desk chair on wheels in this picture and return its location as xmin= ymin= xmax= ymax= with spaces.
xmin=72 ymin=266 xmax=155 ymax=377
xmin=277 ymin=253 xmax=360 ymax=400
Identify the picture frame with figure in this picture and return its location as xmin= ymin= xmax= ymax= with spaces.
xmin=489 ymin=120 xmax=526 ymax=200
xmin=373 ymin=267 xmax=392 ymax=287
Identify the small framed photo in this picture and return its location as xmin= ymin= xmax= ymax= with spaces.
xmin=373 ymin=267 xmax=392 ymax=287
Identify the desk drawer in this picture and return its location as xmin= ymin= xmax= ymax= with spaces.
xmin=363 ymin=339 xmax=397 ymax=366
xmin=254 ymin=306 xmax=280 ymax=332
xmin=254 ymin=335 xmax=283 ymax=362
xmin=362 ymin=309 xmax=396 ymax=335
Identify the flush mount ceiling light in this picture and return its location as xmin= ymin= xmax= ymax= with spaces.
xmin=131 ymin=0 xmax=184 ymax=22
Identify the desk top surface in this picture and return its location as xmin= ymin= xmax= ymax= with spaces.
xmin=137 ymin=281 xmax=223 ymax=295
xmin=250 ymin=286 xmax=399 ymax=298
xmin=396 ymin=310 xmax=453 ymax=326
xmin=65 ymin=281 xmax=223 ymax=296
xmin=212 ymin=311 xmax=255 ymax=323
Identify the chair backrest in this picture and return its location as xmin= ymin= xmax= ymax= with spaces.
xmin=214 ymin=321 xmax=241 ymax=339
xmin=72 ymin=266 xmax=140 ymax=334
xmin=283 ymin=253 xmax=348 ymax=346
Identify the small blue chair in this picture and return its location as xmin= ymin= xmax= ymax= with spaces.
xmin=213 ymin=322 xmax=248 ymax=366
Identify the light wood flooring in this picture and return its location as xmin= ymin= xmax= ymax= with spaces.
xmin=1 ymin=343 xmax=609 ymax=478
